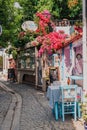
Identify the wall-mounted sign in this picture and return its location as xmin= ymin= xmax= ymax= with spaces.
xmin=21 ymin=21 xmax=37 ymax=31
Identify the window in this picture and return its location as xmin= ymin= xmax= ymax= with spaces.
xmin=18 ymin=47 xmax=35 ymax=69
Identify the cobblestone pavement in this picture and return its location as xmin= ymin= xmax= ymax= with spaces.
xmin=0 ymin=86 xmax=11 ymax=129
xmin=0 ymin=81 xmax=85 ymax=130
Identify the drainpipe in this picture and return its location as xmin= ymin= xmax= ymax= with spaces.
xmin=70 ymin=43 xmax=72 ymax=65
xmin=62 ymin=48 xmax=64 ymax=80
xmin=69 ymin=43 xmax=74 ymax=76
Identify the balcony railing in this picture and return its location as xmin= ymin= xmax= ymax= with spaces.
xmin=54 ymin=19 xmax=82 ymax=26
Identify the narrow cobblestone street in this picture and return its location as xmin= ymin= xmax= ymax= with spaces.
xmin=0 ymin=81 xmax=84 ymax=130
xmin=0 ymin=86 xmax=11 ymax=129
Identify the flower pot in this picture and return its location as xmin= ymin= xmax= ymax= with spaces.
xmin=84 ymin=122 xmax=87 ymax=130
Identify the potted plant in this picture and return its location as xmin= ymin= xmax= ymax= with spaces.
xmin=81 ymin=93 xmax=87 ymax=130
xmin=81 ymin=102 xmax=87 ymax=130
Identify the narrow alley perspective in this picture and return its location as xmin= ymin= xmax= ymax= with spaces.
xmin=0 ymin=0 xmax=87 ymax=130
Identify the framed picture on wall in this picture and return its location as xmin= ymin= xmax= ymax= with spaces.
xmin=76 ymin=53 xmax=82 ymax=60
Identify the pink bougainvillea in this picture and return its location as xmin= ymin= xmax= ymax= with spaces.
xmin=18 ymin=31 xmax=26 ymax=39
xmin=74 ymin=26 xmax=83 ymax=34
xmin=32 ymin=10 xmax=68 ymax=57
xmin=38 ymin=31 xmax=68 ymax=56
xmin=35 ymin=10 xmax=55 ymax=35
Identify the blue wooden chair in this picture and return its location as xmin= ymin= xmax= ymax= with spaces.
xmin=77 ymin=102 xmax=82 ymax=118
xmin=77 ymin=87 xmax=83 ymax=118
xmin=61 ymin=85 xmax=77 ymax=121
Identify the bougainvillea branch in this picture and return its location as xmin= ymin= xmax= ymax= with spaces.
xmin=32 ymin=10 xmax=68 ymax=57
xmin=38 ymin=31 xmax=68 ymax=56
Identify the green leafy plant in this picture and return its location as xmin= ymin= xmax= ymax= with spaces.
xmin=13 ymin=30 xmax=37 ymax=48
xmin=12 ymin=49 xmax=18 ymax=60
xmin=81 ymin=94 xmax=87 ymax=124
xmin=6 ymin=46 xmax=18 ymax=60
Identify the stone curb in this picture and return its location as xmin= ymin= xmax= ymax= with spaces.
xmin=0 ymin=82 xmax=22 ymax=130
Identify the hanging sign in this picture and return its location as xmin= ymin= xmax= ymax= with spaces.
xmin=21 ymin=21 xmax=37 ymax=31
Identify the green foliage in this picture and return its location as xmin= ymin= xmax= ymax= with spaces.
xmin=14 ymin=36 xmax=29 ymax=48
xmin=18 ymin=0 xmax=38 ymax=21
xmin=81 ymin=102 xmax=87 ymax=123
xmin=12 ymin=49 xmax=18 ymax=60
xmin=0 ymin=0 xmax=23 ymax=47
xmin=36 ymin=0 xmax=82 ymax=20
xmin=6 ymin=46 xmax=18 ymax=60
xmin=36 ymin=0 xmax=53 ymax=13
xmin=68 ymin=0 xmax=82 ymax=19
xmin=13 ymin=30 xmax=37 ymax=48
xmin=0 ymin=0 xmax=82 ymax=49
xmin=81 ymin=94 xmax=87 ymax=123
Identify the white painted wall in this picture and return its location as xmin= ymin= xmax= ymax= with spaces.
xmin=82 ymin=0 xmax=87 ymax=91
xmin=2 ymin=49 xmax=9 ymax=75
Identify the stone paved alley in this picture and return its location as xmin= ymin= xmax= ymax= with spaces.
xmin=0 ymin=81 xmax=84 ymax=130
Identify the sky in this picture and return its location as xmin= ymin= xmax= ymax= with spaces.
xmin=14 ymin=2 xmax=22 ymax=9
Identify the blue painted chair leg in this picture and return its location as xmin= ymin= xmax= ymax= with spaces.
xmin=54 ymin=102 xmax=58 ymax=121
xmin=74 ymin=102 xmax=77 ymax=121
xmin=62 ymin=103 xmax=65 ymax=121
xmin=77 ymin=102 xmax=81 ymax=118
xmin=52 ymin=108 xmax=55 ymax=115
xmin=59 ymin=102 xmax=62 ymax=118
